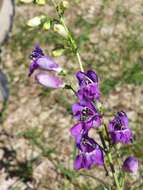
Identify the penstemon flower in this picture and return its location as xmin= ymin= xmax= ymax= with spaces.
xmin=29 ymin=45 xmax=64 ymax=88
xmin=72 ymin=100 xmax=101 ymax=128
xmin=108 ymin=111 xmax=133 ymax=144
xmin=123 ymin=156 xmax=138 ymax=173
xmin=76 ymin=70 xmax=100 ymax=102
xmin=74 ymin=134 xmax=104 ymax=170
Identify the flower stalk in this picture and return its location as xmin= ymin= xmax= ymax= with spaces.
xmin=51 ymin=0 xmax=84 ymax=72
xmin=99 ymin=129 xmax=122 ymax=190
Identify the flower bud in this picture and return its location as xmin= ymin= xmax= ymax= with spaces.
xmin=35 ymin=0 xmax=46 ymax=5
xmin=123 ymin=156 xmax=138 ymax=173
xmin=20 ymin=0 xmax=33 ymax=3
xmin=27 ymin=16 xmax=41 ymax=27
xmin=43 ymin=21 xmax=51 ymax=30
xmin=61 ymin=1 xmax=69 ymax=9
xmin=52 ymin=48 xmax=65 ymax=57
xmin=53 ymin=24 xmax=68 ymax=38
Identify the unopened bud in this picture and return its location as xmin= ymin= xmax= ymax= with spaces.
xmin=20 ymin=0 xmax=33 ymax=3
xmin=35 ymin=0 xmax=46 ymax=5
xmin=52 ymin=48 xmax=65 ymax=57
xmin=27 ymin=16 xmax=41 ymax=27
xmin=53 ymin=24 xmax=68 ymax=38
xmin=123 ymin=156 xmax=138 ymax=173
xmin=43 ymin=21 xmax=51 ymax=30
xmin=61 ymin=1 xmax=69 ymax=9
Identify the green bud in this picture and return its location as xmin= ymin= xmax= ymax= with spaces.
xmin=35 ymin=0 xmax=46 ymax=5
xmin=53 ymin=24 xmax=68 ymax=38
xmin=20 ymin=0 xmax=33 ymax=3
xmin=61 ymin=1 xmax=69 ymax=9
xmin=43 ymin=21 xmax=51 ymax=30
xmin=27 ymin=16 xmax=41 ymax=27
xmin=52 ymin=48 xmax=65 ymax=57
xmin=27 ymin=15 xmax=46 ymax=27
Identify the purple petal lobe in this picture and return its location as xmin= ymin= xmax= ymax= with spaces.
xmin=108 ymin=111 xmax=132 ymax=144
xmin=86 ymin=70 xmax=98 ymax=83
xmin=74 ymin=154 xmax=83 ymax=170
xmin=77 ymin=83 xmax=100 ymax=101
xmin=123 ymin=156 xmax=138 ymax=173
xmin=70 ymin=123 xmax=83 ymax=144
xmin=76 ymin=71 xmax=88 ymax=87
xmin=29 ymin=61 xmax=39 ymax=76
xmin=37 ymin=56 xmax=62 ymax=72
xmin=31 ymin=45 xmax=44 ymax=59
xmin=36 ymin=72 xmax=64 ymax=88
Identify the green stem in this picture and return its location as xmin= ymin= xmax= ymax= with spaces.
xmin=99 ymin=128 xmax=122 ymax=190
xmin=60 ymin=17 xmax=84 ymax=72
xmin=51 ymin=0 xmax=84 ymax=72
xmin=107 ymin=152 xmax=122 ymax=190
xmin=76 ymin=51 xmax=84 ymax=72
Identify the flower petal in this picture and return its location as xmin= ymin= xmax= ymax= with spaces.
xmin=90 ymin=147 xmax=104 ymax=166
xmin=110 ymin=128 xmax=133 ymax=144
xmin=86 ymin=70 xmax=98 ymax=83
xmin=72 ymin=103 xmax=84 ymax=120
xmin=37 ymin=56 xmax=62 ymax=72
xmin=77 ymin=83 xmax=100 ymax=101
xmin=123 ymin=156 xmax=138 ymax=173
xmin=76 ymin=71 xmax=88 ymax=87
xmin=31 ymin=45 xmax=44 ymax=59
xmin=74 ymin=154 xmax=83 ymax=170
xmin=35 ymin=72 xmax=64 ymax=88
xmin=29 ymin=61 xmax=39 ymax=76
xmin=70 ymin=123 xmax=83 ymax=144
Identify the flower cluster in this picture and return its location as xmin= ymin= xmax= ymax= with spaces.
xmin=70 ymin=70 xmax=104 ymax=170
xmin=70 ymin=70 xmax=138 ymax=173
xmin=29 ymin=45 xmax=64 ymax=88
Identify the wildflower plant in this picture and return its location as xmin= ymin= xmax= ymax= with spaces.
xmin=27 ymin=0 xmax=138 ymax=189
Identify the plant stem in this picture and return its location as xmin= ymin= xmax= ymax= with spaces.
xmin=99 ymin=128 xmax=122 ymax=190
xmin=60 ymin=16 xmax=84 ymax=72
xmin=76 ymin=51 xmax=84 ymax=72
xmin=51 ymin=0 xmax=84 ymax=72
xmin=107 ymin=152 xmax=122 ymax=190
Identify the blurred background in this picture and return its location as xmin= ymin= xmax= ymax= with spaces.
xmin=0 ymin=0 xmax=143 ymax=189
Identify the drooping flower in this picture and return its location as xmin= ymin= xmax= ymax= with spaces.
xmin=76 ymin=70 xmax=100 ymax=101
xmin=74 ymin=135 xmax=104 ymax=170
xmin=108 ymin=111 xmax=133 ymax=144
xmin=123 ymin=156 xmax=138 ymax=173
xmin=72 ymin=100 xmax=101 ymax=128
xmin=29 ymin=45 xmax=64 ymax=88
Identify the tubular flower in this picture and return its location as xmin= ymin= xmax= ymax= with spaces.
xmin=123 ymin=156 xmax=138 ymax=173
xmin=29 ymin=45 xmax=64 ymax=88
xmin=74 ymin=135 xmax=104 ymax=170
xmin=76 ymin=70 xmax=100 ymax=101
xmin=70 ymin=121 xmax=93 ymax=145
xmin=108 ymin=111 xmax=133 ymax=144
xmin=72 ymin=100 xmax=101 ymax=128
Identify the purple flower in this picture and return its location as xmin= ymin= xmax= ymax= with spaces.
xmin=29 ymin=45 xmax=64 ymax=88
xmin=70 ymin=121 xmax=93 ymax=144
xmin=29 ymin=45 xmax=62 ymax=76
xmin=108 ymin=111 xmax=133 ymax=144
xmin=123 ymin=156 xmax=138 ymax=173
xmin=74 ymin=135 xmax=104 ymax=170
xmin=76 ymin=70 xmax=100 ymax=101
xmin=72 ymin=100 xmax=101 ymax=128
